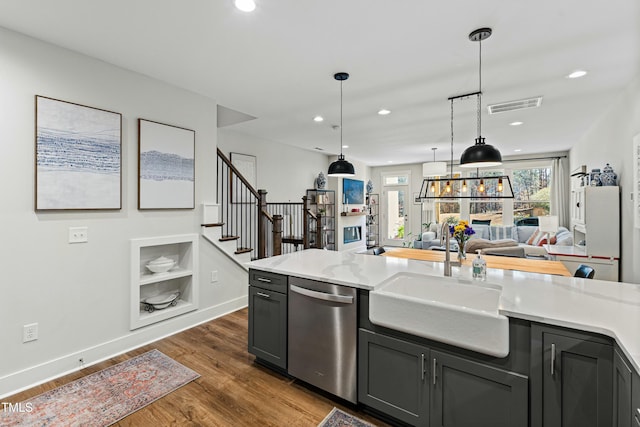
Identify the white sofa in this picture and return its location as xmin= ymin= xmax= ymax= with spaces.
xmin=414 ymin=223 xmax=573 ymax=258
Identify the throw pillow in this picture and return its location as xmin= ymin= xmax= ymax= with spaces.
xmin=471 ymin=224 xmax=490 ymax=240
xmin=490 ymin=225 xmax=515 ymax=240
xmin=526 ymin=228 xmax=552 ymax=246
xmin=526 ymin=229 xmax=541 ymax=245
xmin=536 ymin=235 xmax=557 ymax=246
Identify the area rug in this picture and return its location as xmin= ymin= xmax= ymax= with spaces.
xmin=0 ymin=349 xmax=199 ymax=427
xmin=318 ymin=407 xmax=377 ymax=427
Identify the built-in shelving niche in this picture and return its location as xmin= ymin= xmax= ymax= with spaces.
xmin=130 ymin=234 xmax=199 ymax=330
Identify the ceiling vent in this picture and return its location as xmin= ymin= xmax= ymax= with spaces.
xmin=487 ymin=96 xmax=543 ymax=114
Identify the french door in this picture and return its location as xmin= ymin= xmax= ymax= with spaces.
xmin=381 ymin=171 xmax=411 ymax=246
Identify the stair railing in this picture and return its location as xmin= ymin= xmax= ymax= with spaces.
xmin=217 ymin=148 xmax=280 ymax=259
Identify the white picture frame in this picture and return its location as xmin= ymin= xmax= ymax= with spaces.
xmin=634 ymin=133 xmax=640 ymax=228
xmin=230 ymin=152 xmax=257 ymax=203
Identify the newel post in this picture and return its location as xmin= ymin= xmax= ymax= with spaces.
xmin=316 ymin=212 xmax=323 ymax=249
xmin=258 ymin=189 xmax=268 ymax=259
xmin=302 ymin=195 xmax=309 ymax=249
xmin=272 ymin=214 xmax=283 ymax=256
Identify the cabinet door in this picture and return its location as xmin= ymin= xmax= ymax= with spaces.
xmin=358 ymin=329 xmax=429 ymax=426
xmin=542 ymin=332 xmax=612 ymax=427
xmin=613 ymin=349 xmax=633 ymax=427
xmin=430 ymin=350 xmax=528 ymax=427
xmin=633 ymin=371 xmax=640 ymax=427
xmin=248 ymin=286 xmax=287 ymax=369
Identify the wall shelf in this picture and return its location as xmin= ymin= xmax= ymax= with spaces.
xmin=341 ymin=212 xmax=366 ymax=216
xmin=130 ymin=234 xmax=199 ymax=330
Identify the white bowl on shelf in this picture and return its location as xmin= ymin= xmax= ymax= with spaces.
xmin=146 ymin=256 xmax=175 ymax=273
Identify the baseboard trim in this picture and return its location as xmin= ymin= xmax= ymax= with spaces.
xmin=0 ymin=296 xmax=247 ymax=399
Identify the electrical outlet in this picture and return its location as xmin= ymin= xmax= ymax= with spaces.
xmin=79 ymin=358 xmax=85 ymax=367
xmin=211 ymin=270 xmax=218 ymax=283
xmin=23 ymin=323 xmax=38 ymax=343
xmin=68 ymin=227 xmax=88 ymax=243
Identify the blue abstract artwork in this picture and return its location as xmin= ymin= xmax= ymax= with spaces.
xmin=343 ymin=178 xmax=364 ymax=205
xmin=138 ymin=119 xmax=195 ymax=209
xmin=36 ymin=96 xmax=122 ymax=210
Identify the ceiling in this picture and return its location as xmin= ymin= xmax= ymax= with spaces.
xmin=0 ymin=0 xmax=638 ymax=166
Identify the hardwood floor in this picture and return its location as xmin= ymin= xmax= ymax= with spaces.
xmin=6 ymin=309 xmax=390 ymax=426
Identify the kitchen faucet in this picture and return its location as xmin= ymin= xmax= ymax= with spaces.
xmin=443 ymin=224 xmax=460 ymax=277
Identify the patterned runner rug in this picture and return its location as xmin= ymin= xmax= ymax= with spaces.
xmin=317 ymin=407 xmax=377 ymax=427
xmin=0 ymin=349 xmax=199 ymax=427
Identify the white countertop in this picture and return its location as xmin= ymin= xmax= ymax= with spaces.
xmin=247 ymin=249 xmax=640 ymax=373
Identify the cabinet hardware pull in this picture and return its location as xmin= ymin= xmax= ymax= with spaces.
xmin=257 ymin=277 xmax=272 ymax=283
xmin=421 ymin=353 xmax=425 ymax=381
xmin=289 ymin=284 xmax=353 ymax=304
xmin=256 ymin=292 xmax=270 ymax=298
xmin=550 ymin=343 xmax=556 ymax=376
xmin=433 ymin=358 xmax=437 ymax=385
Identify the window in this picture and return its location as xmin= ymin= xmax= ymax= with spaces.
xmin=469 ymin=170 xmax=504 ymax=225
xmin=512 ymin=167 xmax=551 ymax=223
xmin=426 ymin=163 xmax=552 ymax=226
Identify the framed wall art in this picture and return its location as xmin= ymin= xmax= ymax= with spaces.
xmin=634 ymin=133 xmax=640 ymax=228
xmin=230 ymin=152 xmax=257 ymax=203
xmin=138 ymin=119 xmax=195 ymax=209
xmin=343 ymin=178 xmax=364 ymax=205
xmin=35 ymin=96 xmax=122 ymax=210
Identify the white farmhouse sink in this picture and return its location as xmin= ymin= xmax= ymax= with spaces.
xmin=369 ymin=272 xmax=509 ymax=357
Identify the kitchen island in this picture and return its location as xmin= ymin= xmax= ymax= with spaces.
xmin=247 ymin=249 xmax=640 ymax=427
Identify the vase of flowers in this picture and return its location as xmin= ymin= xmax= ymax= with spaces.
xmin=449 ymin=220 xmax=475 ymax=260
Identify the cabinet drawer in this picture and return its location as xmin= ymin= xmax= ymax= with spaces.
xmin=249 ymin=269 xmax=288 ymax=293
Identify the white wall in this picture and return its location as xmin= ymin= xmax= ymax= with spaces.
xmin=570 ymin=76 xmax=640 ymax=283
xmin=217 ymin=128 xmax=329 ymax=202
xmin=0 ymin=27 xmax=247 ymax=397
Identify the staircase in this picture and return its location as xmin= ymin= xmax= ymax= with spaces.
xmin=201 ymin=204 xmax=252 ymax=270
xmin=201 ymin=149 xmax=307 ymax=269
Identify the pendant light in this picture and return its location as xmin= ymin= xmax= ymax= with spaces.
xmin=422 ymin=147 xmax=447 ymax=177
xmin=460 ymin=28 xmax=503 ymax=168
xmin=327 ymin=72 xmax=355 ymax=177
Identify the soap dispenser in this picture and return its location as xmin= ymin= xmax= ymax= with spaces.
xmin=472 ymin=250 xmax=487 ymax=281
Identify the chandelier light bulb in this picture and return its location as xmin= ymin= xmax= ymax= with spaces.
xmin=498 ymin=178 xmax=503 ymax=192
xmin=479 ymin=179 xmax=485 ymax=193
xmin=462 ymin=180 xmax=467 ymax=192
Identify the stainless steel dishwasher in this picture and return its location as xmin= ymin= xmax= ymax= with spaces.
xmin=288 ymin=276 xmax=357 ymax=403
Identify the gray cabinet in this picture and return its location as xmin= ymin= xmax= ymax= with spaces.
xmin=531 ymin=325 xmax=613 ymax=427
xmin=430 ymin=350 xmax=528 ymax=427
xmin=359 ymin=329 xmax=528 ymax=427
xmin=633 ymin=369 xmax=640 ymax=427
xmin=614 ymin=348 xmax=634 ymax=427
xmin=248 ymin=269 xmax=287 ymax=369
xmin=358 ymin=329 xmax=430 ymax=426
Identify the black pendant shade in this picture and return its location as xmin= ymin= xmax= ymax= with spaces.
xmin=328 ymin=154 xmax=355 ymax=176
xmin=459 ymin=137 xmax=502 ymax=168
xmin=328 ymin=72 xmax=355 ymax=177
xmin=459 ymin=27 xmax=503 ymax=168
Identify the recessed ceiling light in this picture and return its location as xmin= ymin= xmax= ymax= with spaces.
xmin=566 ymin=70 xmax=587 ymax=79
xmin=510 ymin=121 xmax=523 ymax=126
xmin=313 ymin=115 xmax=324 ymax=122
xmin=378 ymin=109 xmax=391 ymax=116
xmin=234 ymin=0 xmax=256 ymax=12
xmin=342 ymin=145 xmax=349 ymax=148
xmin=514 ymin=149 xmax=522 ymax=152
xmin=387 ymin=160 xmax=393 ymax=163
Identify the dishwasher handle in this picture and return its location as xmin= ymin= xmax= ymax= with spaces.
xmin=290 ymin=284 xmax=354 ymax=304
